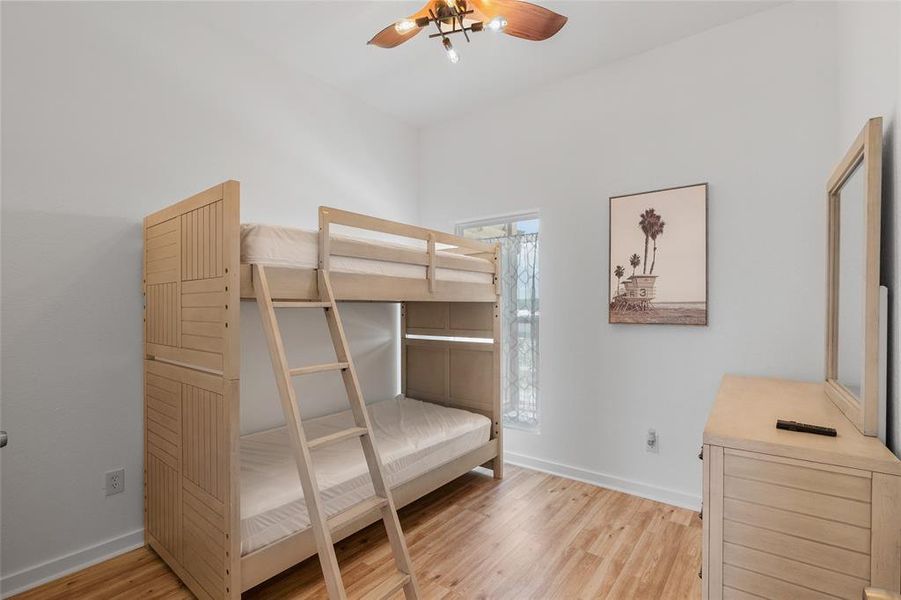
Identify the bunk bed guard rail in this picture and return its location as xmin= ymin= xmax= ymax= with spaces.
xmin=318 ymin=206 xmax=500 ymax=296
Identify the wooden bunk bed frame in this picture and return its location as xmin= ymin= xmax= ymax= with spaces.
xmin=143 ymin=181 xmax=502 ymax=599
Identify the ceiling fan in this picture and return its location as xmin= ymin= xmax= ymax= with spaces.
xmin=368 ymin=0 xmax=567 ymax=63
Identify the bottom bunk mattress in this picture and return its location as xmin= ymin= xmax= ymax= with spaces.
xmin=240 ymin=395 xmax=491 ymax=556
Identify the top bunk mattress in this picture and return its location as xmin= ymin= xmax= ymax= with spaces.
xmin=240 ymin=223 xmax=493 ymax=284
xmin=240 ymin=395 xmax=491 ymax=556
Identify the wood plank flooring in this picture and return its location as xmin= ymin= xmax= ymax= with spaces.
xmin=12 ymin=465 xmax=701 ymax=599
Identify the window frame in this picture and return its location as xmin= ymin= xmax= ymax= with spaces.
xmin=455 ymin=210 xmax=541 ymax=239
xmin=456 ymin=211 xmax=541 ymax=433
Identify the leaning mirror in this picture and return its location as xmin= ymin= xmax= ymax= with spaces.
xmin=825 ymin=117 xmax=882 ymax=436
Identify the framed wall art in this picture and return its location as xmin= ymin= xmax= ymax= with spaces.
xmin=609 ymin=183 xmax=708 ymax=325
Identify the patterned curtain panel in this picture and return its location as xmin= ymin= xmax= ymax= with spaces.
xmin=493 ymin=232 xmax=539 ymax=429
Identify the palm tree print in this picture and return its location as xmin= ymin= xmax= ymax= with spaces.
xmin=638 ymin=208 xmax=660 ymax=274
xmin=629 ymin=254 xmax=640 ymax=276
xmin=614 ymin=265 xmax=625 ymax=296
xmin=649 ymin=218 xmax=665 ymax=274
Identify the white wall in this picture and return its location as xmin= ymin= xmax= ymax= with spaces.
xmin=0 ymin=2 xmax=418 ymax=594
xmin=419 ymin=2 xmax=842 ymax=508
xmin=834 ymin=1 xmax=900 ymax=454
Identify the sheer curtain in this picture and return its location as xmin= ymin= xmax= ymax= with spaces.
xmin=494 ymin=232 xmax=540 ymax=429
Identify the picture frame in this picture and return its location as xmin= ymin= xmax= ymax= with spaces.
xmin=609 ymin=183 xmax=708 ymax=326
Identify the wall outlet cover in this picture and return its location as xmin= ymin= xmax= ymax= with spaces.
xmin=646 ymin=429 xmax=659 ymax=453
xmin=105 ymin=468 xmax=125 ymax=496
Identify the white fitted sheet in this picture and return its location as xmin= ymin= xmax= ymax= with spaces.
xmin=240 ymin=223 xmax=493 ymax=284
xmin=240 ymin=396 xmax=491 ymax=556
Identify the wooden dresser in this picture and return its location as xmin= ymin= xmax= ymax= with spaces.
xmin=702 ymin=375 xmax=901 ymax=600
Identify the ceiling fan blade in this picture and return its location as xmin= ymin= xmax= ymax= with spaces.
xmin=471 ymin=0 xmax=567 ymax=41
xmin=367 ymin=2 xmax=434 ymax=48
xmin=368 ymin=23 xmax=423 ymax=48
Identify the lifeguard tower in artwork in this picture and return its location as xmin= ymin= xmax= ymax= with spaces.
xmin=611 ymin=274 xmax=657 ymax=311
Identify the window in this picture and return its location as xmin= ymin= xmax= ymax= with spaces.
xmin=457 ymin=214 xmax=539 ymax=431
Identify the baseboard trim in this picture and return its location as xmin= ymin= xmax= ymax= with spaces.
xmin=1 ymin=528 xmax=145 ymax=598
xmin=505 ymin=451 xmax=702 ymax=511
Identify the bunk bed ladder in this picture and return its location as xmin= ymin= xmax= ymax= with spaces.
xmin=253 ymin=264 xmax=421 ymax=600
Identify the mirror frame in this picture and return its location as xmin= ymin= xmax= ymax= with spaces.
xmin=825 ymin=117 xmax=883 ymax=436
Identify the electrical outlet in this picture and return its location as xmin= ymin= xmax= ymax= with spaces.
xmin=646 ymin=429 xmax=659 ymax=453
xmin=105 ymin=468 xmax=125 ymax=496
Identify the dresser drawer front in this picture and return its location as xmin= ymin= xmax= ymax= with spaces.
xmin=721 ymin=450 xmax=872 ymax=599
xmin=725 ymin=451 xmax=871 ymax=501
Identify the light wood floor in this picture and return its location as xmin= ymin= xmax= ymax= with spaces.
xmin=13 ymin=465 xmax=701 ymax=599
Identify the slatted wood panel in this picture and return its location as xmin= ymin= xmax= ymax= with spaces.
xmin=182 ymin=483 xmax=228 ymax=599
xmin=144 ymin=182 xmax=239 ymax=379
xmin=147 ymin=283 xmax=179 ymax=346
xmin=724 ymin=564 xmax=837 ymax=600
xmin=723 ymin=520 xmax=870 ymax=579
xmin=146 ymin=371 xmax=182 ymax=471
xmin=180 ymin=278 xmax=227 ymax=369
xmin=145 ymin=217 xmax=180 ymax=346
xmin=147 ymin=453 xmax=181 ymax=561
xmin=871 ymin=473 xmax=901 ymax=589
xmin=724 ymin=452 xmax=871 ymax=501
xmin=143 ymin=183 xmax=240 ymax=600
xmin=723 ymin=497 xmax=871 ymax=554
xmin=146 ymin=218 xmax=180 ymax=285
xmin=723 ymin=543 xmax=868 ymax=599
xmin=724 ymin=476 xmax=870 ymax=527
xmin=143 ymin=359 xmax=238 ymax=600
xmin=181 ymin=201 xmax=224 ymax=281
xmin=721 ymin=450 xmax=872 ymax=599
xmin=182 ymin=383 xmax=227 ymax=501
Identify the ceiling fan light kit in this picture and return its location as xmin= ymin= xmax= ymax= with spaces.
xmin=370 ymin=0 xmax=567 ymax=63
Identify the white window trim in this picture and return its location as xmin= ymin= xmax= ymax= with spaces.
xmin=455 ymin=210 xmax=541 ymax=235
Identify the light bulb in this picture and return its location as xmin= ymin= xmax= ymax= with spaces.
xmin=443 ymin=38 xmax=460 ymax=63
xmin=486 ymin=16 xmax=507 ymax=32
xmin=394 ymin=18 xmax=417 ymax=33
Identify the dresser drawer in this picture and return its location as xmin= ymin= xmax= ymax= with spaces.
xmin=718 ymin=450 xmax=874 ymax=600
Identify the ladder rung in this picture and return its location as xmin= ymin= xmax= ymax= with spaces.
xmin=360 ymin=571 xmax=411 ymax=600
xmin=271 ymin=301 xmax=331 ymax=308
xmin=328 ymin=496 xmax=388 ymax=533
xmin=307 ymin=426 xmax=368 ymax=450
xmin=289 ymin=362 xmax=348 ymax=377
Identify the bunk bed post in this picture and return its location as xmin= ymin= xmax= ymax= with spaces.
xmin=492 ymin=241 xmax=503 ymax=479
xmin=491 ymin=242 xmax=504 ymax=479
xmin=400 ymin=303 xmax=408 ymax=397
xmin=143 ymin=181 xmax=241 ymax=600
xmin=427 ymin=233 xmax=436 ymax=293
xmin=319 ymin=206 xmax=331 ymax=272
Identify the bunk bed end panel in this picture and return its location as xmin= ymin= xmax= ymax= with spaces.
xmin=143 ymin=181 xmax=241 ymax=600
xmin=402 ymin=301 xmax=503 ymax=479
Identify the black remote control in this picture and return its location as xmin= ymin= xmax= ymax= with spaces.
xmin=776 ymin=419 xmax=837 ymax=437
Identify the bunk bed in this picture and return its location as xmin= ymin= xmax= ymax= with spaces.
xmin=143 ymin=181 xmax=502 ymax=600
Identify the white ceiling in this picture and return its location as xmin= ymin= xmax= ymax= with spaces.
xmin=189 ymin=1 xmax=781 ymax=127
